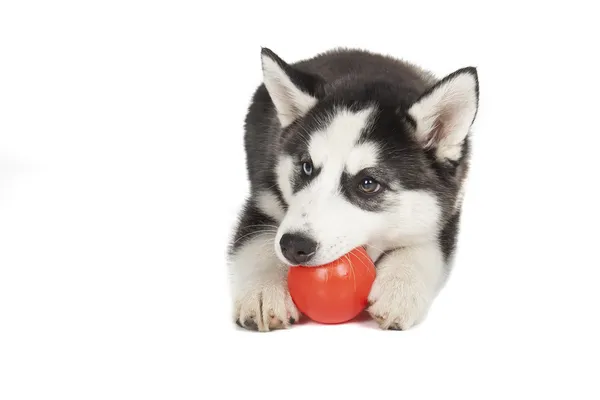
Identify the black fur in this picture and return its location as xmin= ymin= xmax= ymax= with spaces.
xmin=229 ymin=198 xmax=277 ymax=254
xmin=243 ymin=48 xmax=436 ymax=200
xmin=439 ymin=211 xmax=462 ymax=262
xmin=290 ymin=162 xmax=322 ymax=195
xmin=233 ymin=47 xmax=477 ymax=264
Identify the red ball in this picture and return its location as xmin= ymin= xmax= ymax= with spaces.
xmin=287 ymin=247 xmax=376 ymax=324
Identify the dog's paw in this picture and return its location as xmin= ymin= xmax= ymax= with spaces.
xmin=367 ymin=271 xmax=430 ymax=331
xmin=234 ymin=281 xmax=300 ymax=332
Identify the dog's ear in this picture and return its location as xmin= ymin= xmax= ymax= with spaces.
xmin=261 ymin=48 xmax=322 ymax=128
xmin=406 ymin=67 xmax=479 ymax=162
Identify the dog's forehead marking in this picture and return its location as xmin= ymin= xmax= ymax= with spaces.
xmin=276 ymin=107 xmax=379 ymax=204
xmin=276 ymin=155 xmax=294 ymax=202
xmin=346 ymin=142 xmax=380 ymax=175
xmin=308 ymin=107 xmax=375 ymax=169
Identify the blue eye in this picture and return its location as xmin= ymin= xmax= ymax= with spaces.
xmin=302 ymin=161 xmax=313 ymax=176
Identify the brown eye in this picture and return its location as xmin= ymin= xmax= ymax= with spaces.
xmin=359 ymin=177 xmax=381 ymax=194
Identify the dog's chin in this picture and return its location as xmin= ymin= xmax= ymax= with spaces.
xmin=274 ymin=252 xmax=320 ymax=268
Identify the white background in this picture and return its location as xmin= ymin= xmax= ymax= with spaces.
xmin=1 ymin=1 xmax=599 ymax=399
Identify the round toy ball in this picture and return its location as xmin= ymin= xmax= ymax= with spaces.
xmin=287 ymin=246 xmax=376 ymax=324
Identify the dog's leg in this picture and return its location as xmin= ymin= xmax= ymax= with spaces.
xmin=227 ymin=200 xmax=299 ymax=332
xmin=367 ymin=242 xmax=446 ymax=330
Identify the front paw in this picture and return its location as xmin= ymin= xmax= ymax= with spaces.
xmin=234 ymin=281 xmax=300 ymax=332
xmin=367 ymin=272 xmax=431 ymax=331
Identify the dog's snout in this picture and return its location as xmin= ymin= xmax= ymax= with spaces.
xmin=279 ymin=233 xmax=317 ymax=264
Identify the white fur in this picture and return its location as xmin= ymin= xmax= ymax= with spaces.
xmin=275 ymin=107 xmax=381 ymax=265
xmin=231 ymin=51 xmax=476 ymax=332
xmin=256 ymin=190 xmax=285 ymax=222
xmin=229 ymin=234 xmax=299 ymax=332
xmin=367 ymin=242 xmax=446 ymax=330
xmin=345 ymin=142 xmax=380 ymax=175
xmin=307 ymin=107 xmax=375 ymax=168
xmin=454 ymin=174 xmax=468 ymax=212
xmin=364 ymin=189 xmax=441 ymax=272
xmin=365 ymin=245 xmax=385 ymax=263
xmin=274 ymin=106 xmax=442 ymax=267
xmin=261 ymin=55 xmax=317 ymax=128
xmin=408 ymin=71 xmax=478 ymax=161
xmin=387 ymin=189 xmax=441 ymax=241
xmin=275 ymin=155 xmax=294 ymax=203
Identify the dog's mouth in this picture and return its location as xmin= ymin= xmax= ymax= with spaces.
xmin=275 ymin=230 xmax=370 ymax=267
xmin=295 ymin=245 xmax=359 ymax=267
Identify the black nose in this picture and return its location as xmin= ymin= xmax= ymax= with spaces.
xmin=279 ymin=233 xmax=317 ymax=264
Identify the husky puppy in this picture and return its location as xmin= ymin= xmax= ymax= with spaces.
xmin=227 ymin=47 xmax=479 ymax=331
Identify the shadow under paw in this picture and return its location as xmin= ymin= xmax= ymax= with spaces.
xmin=235 ymin=314 xmax=297 ymax=332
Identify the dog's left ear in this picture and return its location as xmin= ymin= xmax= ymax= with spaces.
xmin=407 ymin=67 xmax=479 ymax=162
xmin=261 ymin=48 xmax=323 ymax=128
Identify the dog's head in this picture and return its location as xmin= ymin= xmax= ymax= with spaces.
xmin=260 ymin=48 xmax=479 ymax=266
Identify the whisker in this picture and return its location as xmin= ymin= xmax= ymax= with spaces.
xmin=232 ymin=230 xmax=277 ymax=245
xmin=348 ymin=250 xmax=377 ymax=280
xmin=239 ymin=224 xmax=279 ymax=229
xmin=344 ymin=253 xmax=358 ymax=293
xmin=256 ymin=240 xmax=277 ymax=256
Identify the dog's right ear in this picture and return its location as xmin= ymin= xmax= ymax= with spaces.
xmin=261 ymin=48 xmax=322 ymax=128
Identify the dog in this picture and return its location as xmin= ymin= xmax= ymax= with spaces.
xmin=227 ymin=47 xmax=479 ymax=331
